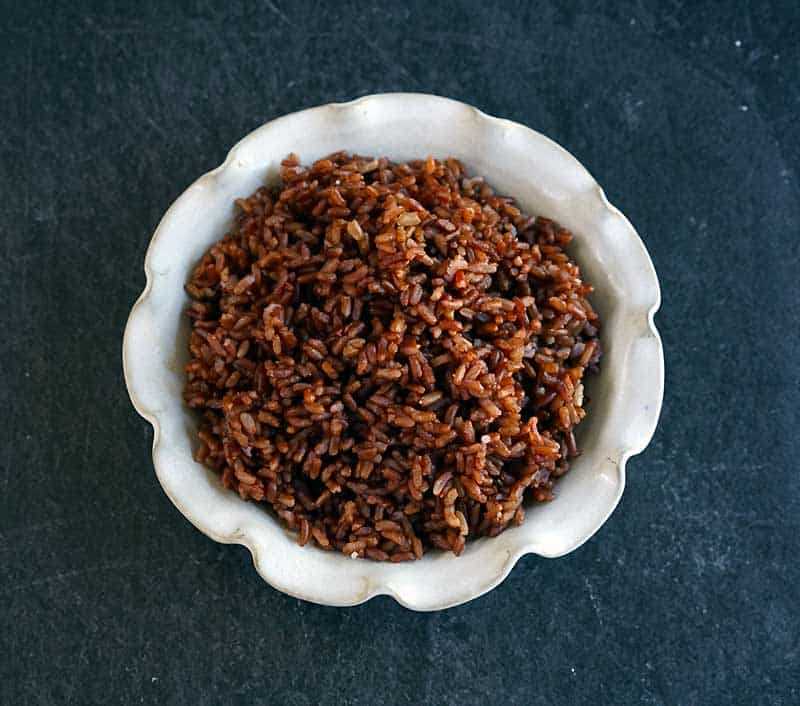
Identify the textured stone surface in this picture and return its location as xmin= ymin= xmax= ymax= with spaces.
xmin=1 ymin=1 xmax=798 ymax=704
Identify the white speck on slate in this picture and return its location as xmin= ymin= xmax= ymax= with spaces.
xmin=151 ymin=677 xmax=158 ymax=683
xmin=630 ymin=18 xmax=636 ymax=25
xmin=735 ymin=39 xmax=741 ymax=47
xmin=740 ymin=104 xmax=749 ymax=112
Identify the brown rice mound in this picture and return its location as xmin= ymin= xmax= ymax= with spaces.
xmin=184 ymin=152 xmax=601 ymax=561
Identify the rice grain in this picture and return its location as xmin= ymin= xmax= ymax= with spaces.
xmin=184 ymin=152 xmax=602 ymax=560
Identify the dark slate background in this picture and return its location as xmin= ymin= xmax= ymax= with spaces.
xmin=2 ymin=1 xmax=798 ymax=704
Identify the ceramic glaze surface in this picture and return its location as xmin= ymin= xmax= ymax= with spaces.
xmin=123 ymin=93 xmax=663 ymax=610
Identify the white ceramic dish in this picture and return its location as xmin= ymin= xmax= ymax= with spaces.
xmin=123 ymin=93 xmax=663 ymax=610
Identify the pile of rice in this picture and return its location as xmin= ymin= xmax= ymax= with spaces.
xmin=184 ymin=152 xmax=601 ymax=561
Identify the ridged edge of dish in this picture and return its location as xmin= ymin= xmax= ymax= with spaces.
xmin=123 ymin=93 xmax=664 ymax=610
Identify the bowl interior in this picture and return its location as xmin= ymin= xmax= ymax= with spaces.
xmin=130 ymin=95 xmax=660 ymax=608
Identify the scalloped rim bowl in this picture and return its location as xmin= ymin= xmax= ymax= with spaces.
xmin=123 ymin=93 xmax=663 ymax=610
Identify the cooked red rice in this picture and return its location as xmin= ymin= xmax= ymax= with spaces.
xmin=184 ymin=152 xmax=601 ymax=560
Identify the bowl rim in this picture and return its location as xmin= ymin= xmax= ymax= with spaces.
xmin=123 ymin=92 xmax=664 ymax=610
